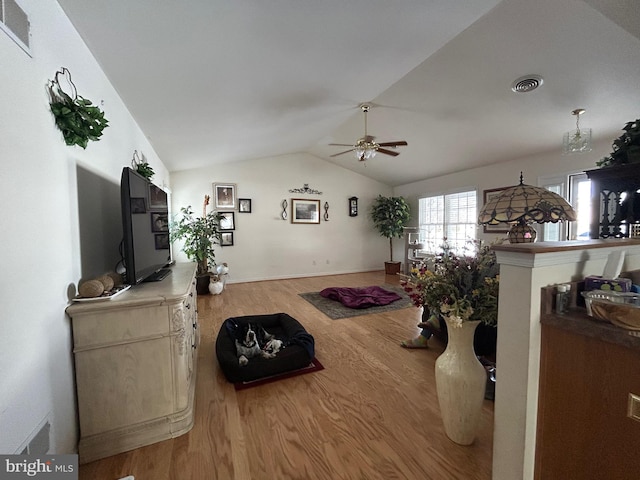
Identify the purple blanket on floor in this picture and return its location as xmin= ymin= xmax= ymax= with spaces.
xmin=319 ymin=286 xmax=402 ymax=309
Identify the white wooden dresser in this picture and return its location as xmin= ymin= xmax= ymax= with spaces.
xmin=66 ymin=263 xmax=198 ymax=464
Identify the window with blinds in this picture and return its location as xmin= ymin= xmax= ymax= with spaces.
xmin=418 ymin=190 xmax=477 ymax=253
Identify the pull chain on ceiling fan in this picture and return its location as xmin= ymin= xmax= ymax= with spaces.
xmin=329 ymin=104 xmax=407 ymax=162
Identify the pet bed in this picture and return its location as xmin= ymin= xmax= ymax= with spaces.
xmin=215 ymin=312 xmax=315 ymax=384
xmin=319 ymin=285 xmax=402 ymax=309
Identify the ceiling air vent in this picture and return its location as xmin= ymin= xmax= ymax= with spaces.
xmin=511 ymin=75 xmax=544 ymax=93
xmin=0 ymin=0 xmax=31 ymax=56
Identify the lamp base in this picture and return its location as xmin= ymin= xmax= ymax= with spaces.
xmin=508 ymin=223 xmax=537 ymax=243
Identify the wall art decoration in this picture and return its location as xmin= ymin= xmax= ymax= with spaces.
xmin=213 ymin=183 xmax=237 ymax=210
xmin=349 ymin=196 xmax=358 ymax=217
xmin=48 ymin=67 xmax=109 ymax=149
xmin=219 ymin=211 xmax=235 ymax=231
xmin=132 ymin=150 xmax=154 ymax=181
xmin=288 ymin=183 xmax=322 ymax=195
xmin=324 ymin=201 xmax=330 ymax=221
xmin=281 ymin=199 xmax=288 ymax=220
xmin=220 ymin=231 xmax=234 ymax=246
xmin=239 ymin=198 xmax=252 ymax=213
xmin=482 ymin=187 xmax=512 ymax=233
xmin=130 ymin=197 xmax=147 ymax=214
xmin=151 ymin=212 xmax=169 ymax=232
xmin=291 ymin=198 xmax=321 ymax=224
xmin=149 ymin=184 xmax=168 ymax=210
xmin=154 ymin=233 xmax=170 ymax=250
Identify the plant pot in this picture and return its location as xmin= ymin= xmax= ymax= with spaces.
xmin=435 ymin=317 xmax=487 ymax=445
xmin=196 ymin=274 xmax=211 ymax=295
xmin=384 ymin=261 xmax=401 ymax=275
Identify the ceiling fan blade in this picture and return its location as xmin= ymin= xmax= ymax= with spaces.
xmin=377 ymin=148 xmax=400 ymax=157
xmin=378 ymin=141 xmax=408 ymax=147
xmin=330 ymin=149 xmax=355 ymax=157
xmin=329 ymin=143 xmax=355 ymax=147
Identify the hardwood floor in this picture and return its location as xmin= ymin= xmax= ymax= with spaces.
xmin=79 ymin=271 xmax=494 ymax=480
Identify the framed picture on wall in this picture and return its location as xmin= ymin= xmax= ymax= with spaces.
xmin=130 ymin=197 xmax=147 ymax=214
xmin=482 ymin=187 xmax=512 ymax=233
xmin=220 ymin=231 xmax=234 ymax=246
xmin=291 ymin=198 xmax=320 ymax=224
xmin=149 ymin=184 xmax=168 ymax=210
xmin=219 ymin=211 xmax=235 ymax=230
xmin=150 ymin=212 xmax=169 ymax=232
xmin=239 ymin=198 xmax=252 ymax=213
xmin=154 ymin=233 xmax=169 ymax=250
xmin=213 ymin=183 xmax=237 ymax=210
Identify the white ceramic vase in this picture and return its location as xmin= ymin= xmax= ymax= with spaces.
xmin=434 ymin=316 xmax=487 ymax=445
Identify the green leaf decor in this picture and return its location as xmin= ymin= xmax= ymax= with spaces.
xmin=48 ymin=67 xmax=109 ymax=149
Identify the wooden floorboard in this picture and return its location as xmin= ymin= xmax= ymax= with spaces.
xmin=79 ymin=271 xmax=493 ymax=480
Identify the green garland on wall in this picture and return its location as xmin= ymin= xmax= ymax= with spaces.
xmin=48 ymin=67 xmax=109 ymax=149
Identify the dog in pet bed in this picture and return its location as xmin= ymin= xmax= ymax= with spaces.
xmin=235 ymin=323 xmax=283 ymax=366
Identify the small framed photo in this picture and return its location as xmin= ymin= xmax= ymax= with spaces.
xmin=291 ymin=198 xmax=320 ymax=224
xmin=130 ymin=197 xmax=147 ymax=214
xmin=482 ymin=187 xmax=512 ymax=233
xmin=219 ymin=211 xmax=235 ymax=231
xmin=154 ymin=233 xmax=170 ymax=250
xmin=213 ymin=183 xmax=237 ymax=210
xmin=149 ymin=184 xmax=168 ymax=209
xmin=239 ymin=198 xmax=252 ymax=213
xmin=220 ymin=231 xmax=234 ymax=246
xmin=150 ymin=212 xmax=169 ymax=232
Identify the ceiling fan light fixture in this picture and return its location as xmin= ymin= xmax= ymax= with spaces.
xmin=329 ymin=103 xmax=407 ymax=162
xmin=354 ymin=138 xmax=377 ymax=161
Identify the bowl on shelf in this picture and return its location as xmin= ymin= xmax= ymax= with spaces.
xmin=581 ymin=290 xmax=640 ymax=330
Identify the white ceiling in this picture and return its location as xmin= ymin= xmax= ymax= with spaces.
xmin=57 ymin=0 xmax=640 ymax=186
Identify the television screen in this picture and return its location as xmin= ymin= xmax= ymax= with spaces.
xmin=120 ymin=167 xmax=172 ymax=284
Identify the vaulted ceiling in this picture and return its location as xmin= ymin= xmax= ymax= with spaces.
xmin=58 ymin=0 xmax=640 ymax=186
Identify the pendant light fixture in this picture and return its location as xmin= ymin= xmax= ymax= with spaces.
xmin=563 ymin=108 xmax=592 ymax=154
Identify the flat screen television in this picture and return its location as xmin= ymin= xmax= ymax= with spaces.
xmin=120 ymin=167 xmax=172 ymax=284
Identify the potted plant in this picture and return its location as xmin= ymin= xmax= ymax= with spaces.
xmin=370 ymin=195 xmax=411 ymax=275
xmin=597 ymin=119 xmax=640 ymax=167
xmin=48 ymin=67 xmax=109 ymax=149
xmin=131 ymin=150 xmax=154 ymax=181
xmin=170 ymin=195 xmax=224 ymax=294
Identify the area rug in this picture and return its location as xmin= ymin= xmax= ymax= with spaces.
xmin=234 ymin=358 xmax=325 ymax=391
xmin=299 ymin=285 xmax=412 ymax=319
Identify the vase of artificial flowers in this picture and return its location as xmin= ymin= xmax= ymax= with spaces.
xmin=400 ymin=240 xmax=501 ymax=444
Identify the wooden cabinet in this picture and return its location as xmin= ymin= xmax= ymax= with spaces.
xmin=66 ymin=263 xmax=199 ymax=464
xmin=536 ymin=287 xmax=640 ymax=479
xmin=586 ymin=164 xmax=640 ymax=239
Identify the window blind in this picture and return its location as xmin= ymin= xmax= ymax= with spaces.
xmin=419 ymin=190 xmax=477 ymax=253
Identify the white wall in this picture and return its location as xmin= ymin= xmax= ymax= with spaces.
xmin=0 ymin=0 xmax=169 ymax=454
xmin=170 ymin=153 xmax=393 ymax=283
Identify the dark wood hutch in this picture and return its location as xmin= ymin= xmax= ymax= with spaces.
xmin=586 ymin=163 xmax=640 ymax=239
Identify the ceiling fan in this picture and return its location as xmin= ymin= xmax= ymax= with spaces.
xmin=330 ymin=104 xmax=407 ymax=162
